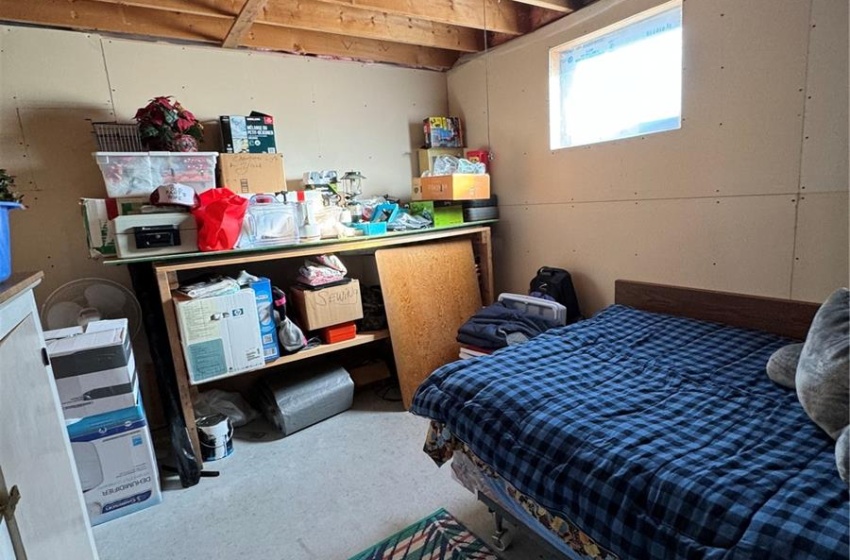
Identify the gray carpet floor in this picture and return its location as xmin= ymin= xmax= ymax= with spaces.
xmin=93 ymin=389 xmax=556 ymax=560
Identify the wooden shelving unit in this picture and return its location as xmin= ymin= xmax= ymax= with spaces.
xmin=136 ymin=224 xmax=494 ymax=472
xmin=194 ymin=330 xmax=391 ymax=383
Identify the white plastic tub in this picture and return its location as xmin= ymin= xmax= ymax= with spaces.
xmin=94 ymin=152 xmax=218 ymax=198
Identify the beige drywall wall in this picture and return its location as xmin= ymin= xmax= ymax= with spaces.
xmin=448 ymin=0 xmax=848 ymax=313
xmin=0 ymin=25 xmax=448 ymax=426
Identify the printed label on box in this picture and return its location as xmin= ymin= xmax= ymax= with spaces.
xmin=175 ymin=289 xmax=265 ymax=383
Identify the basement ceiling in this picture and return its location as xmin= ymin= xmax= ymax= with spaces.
xmin=0 ymin=0 xmax=594 ymax=71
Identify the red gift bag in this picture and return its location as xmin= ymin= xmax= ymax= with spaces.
xmin=191 ymin=188 xmax=248 ymax=252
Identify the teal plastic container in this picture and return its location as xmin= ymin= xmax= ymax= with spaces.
xmin=0 ymin=202 xmax=22 ymax=283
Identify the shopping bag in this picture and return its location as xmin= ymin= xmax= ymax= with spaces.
xmin=191 ymin=188 xmax=248 ymax=251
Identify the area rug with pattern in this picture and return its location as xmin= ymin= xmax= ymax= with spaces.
xmin=349 ymin=508 xmax=499 ymax=560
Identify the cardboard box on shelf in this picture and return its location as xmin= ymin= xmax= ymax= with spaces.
xmin=417 ymin=148 xmax=464 ymax=175
xmin=218 ymin=153 xmax=287 ymax=195
xmin=414 ymin=174 xmax=490 ymax=201
xmin=45 ymin=319 xmax=139 ymax=420
xmin=409 ymin=201 xmax=464 ymax=227
xmin=247 ymin=277 xmax=280 ymax=362
xmin=290 ymin=279 xmax=363 ymax=331
xmin=174 ymin=289 xmax=265 ymax=384
xmin=67 ymin=400 xmax=162 ymax=526
xmin=220 ymin=113 xmax=277 ymax=154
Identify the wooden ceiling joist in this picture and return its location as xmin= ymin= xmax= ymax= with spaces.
xmin=222 ymin=0 xmax=268 ymax=48
xmin=0 ymin=0 xmax=579 ymax=70
xmin=87 ymin=0 xmax=527 ymax=36
xmin=0 ymin=0 xmax=460 ymax=69
xmin=85 ymin=0 xmax=486 ymax=52
xmin=510 ymin=0 xmax=574 ymax=14
xmin=262 ymin=0 xmax=483 ymax=52
xmin=246 ymin=22 xmax=459 ymax=68
xmin=315 ymin=0 xmax=527 ymax=35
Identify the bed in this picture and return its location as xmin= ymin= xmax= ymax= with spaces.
xmin=410 ymin=280 xmax=849 ymax=560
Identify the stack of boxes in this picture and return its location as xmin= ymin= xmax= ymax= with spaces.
xmin=412 ymin=117 xmax=492 ymax=226
xmin=45 ymin=319 xmax=161 ymax=526
xmin=174 ymin=280 xmax=279 ymax=385
xmin=218 ymin=113 xmax=287 ymax=197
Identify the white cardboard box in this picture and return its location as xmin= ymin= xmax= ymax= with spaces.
xmin=174 ymin=289 xmax=265 ymax=384
xmin=67 ymin=401 xmax=162 ymax=526
xmin=45 ymin=319 xmax=138 ymax=420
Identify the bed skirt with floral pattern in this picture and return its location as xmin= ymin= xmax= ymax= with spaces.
xmin=424 ymin=420 xmax=618 ymax=560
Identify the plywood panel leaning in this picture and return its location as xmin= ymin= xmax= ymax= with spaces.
xmin=376 ymin=240 xmax=482 ymax=408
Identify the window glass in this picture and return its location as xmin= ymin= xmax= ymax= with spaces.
xmin=549 ymin=0 xmax=683 ymax=149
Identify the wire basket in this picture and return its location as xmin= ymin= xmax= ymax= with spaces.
xmin=92 ymin=122 xmax=144 ymax=152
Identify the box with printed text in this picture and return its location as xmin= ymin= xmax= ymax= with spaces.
xmin=174 ymin=289 xmax=265 ymax=384
xmin=67 ymin=400 xmax=161 ymax=526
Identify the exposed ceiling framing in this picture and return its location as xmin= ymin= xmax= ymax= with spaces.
xmin=0 ymin=0 xmax=594 ymax=70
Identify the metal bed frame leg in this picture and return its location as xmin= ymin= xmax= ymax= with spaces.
xmin=491 ymin=509 xmax=514 ymax=552
xmin=478 ymin=491 xmax=514 ymax=552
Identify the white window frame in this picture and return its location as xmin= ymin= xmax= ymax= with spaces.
xmin=548 ymin=0 xmax=683 ymax=150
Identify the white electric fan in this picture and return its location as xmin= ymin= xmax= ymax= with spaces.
xmin=41 ymin=278 xmax=142 ymax=339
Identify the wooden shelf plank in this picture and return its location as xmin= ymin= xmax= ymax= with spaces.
xmin=143 ymin=223 xmax=496 ymax=273
xmin=193 ymin=329 xmax=390 ymax=384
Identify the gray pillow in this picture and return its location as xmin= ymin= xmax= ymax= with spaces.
xmin=837 ymin=426 xmax=849 ymax=484
xmin=796 ymin=288 xmax=849 ymax=440
xmin=766 ymin=343 xmax=803 ymax=389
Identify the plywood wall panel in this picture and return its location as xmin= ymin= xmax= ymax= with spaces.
xmin=495 ymin=195 xmax=797 ymax=315
xmin=10 ymin=108 xmax=129 ymax=301
xmin=450 ymin=0 xmax=846 ymax=314
xmin=1 ymin=28 xmax=113 ymax=110
xmin=446 ymin=58 xmax=489 ymax=150
xmin=791 ymin=192 xmax=850 ymax=302
xmin=800 ymin=0 xmax=849 ymax=194
xmin=474 ymin=0 xmax=809 ymax=208
xmin=102 ymin=38 xmax=447 ymax=198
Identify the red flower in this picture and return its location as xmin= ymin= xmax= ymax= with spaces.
xmin=134 ymin=95 xmax=203 ymax=149
xmin=176 ymin=117 xmax=192 ymax=132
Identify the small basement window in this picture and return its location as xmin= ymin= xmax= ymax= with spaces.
xmin=549 ymin=0 xmax=683 ymax=150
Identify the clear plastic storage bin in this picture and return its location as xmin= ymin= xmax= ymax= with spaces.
xmin=94 ymin=152 xmax=218 ymax=198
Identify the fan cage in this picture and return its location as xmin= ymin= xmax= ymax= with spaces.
xmin=92 ymin=122 xmax=144 ymax=152
xmin=41 ymin=277 xmax=143 ymax=340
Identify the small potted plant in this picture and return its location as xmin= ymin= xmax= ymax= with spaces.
xmin=134 ymin=96 xmax=204 ymax=151
xmin=0 ymin=169 xmax=24 ymax=282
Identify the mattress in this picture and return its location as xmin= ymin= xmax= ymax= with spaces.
xmin=411 ymin=304 xmax=850 ymax=559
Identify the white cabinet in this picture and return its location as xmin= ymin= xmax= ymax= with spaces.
xmin=0 ymin=272 xmax=98 ymax=560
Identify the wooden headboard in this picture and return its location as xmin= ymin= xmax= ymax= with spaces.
xmin=614 ymin=280 xmax=821 ymax=341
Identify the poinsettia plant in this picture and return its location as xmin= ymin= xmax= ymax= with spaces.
xmin=134 ymin=96 xmax=203 ymax=151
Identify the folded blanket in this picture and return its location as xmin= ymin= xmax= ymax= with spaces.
xmin=456 ymin=302 xmax=558 ymax=350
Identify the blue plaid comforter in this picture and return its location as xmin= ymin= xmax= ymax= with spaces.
xmin=411 ymin=305 xmax=850 ymax=559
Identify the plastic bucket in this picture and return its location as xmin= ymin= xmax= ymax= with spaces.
xmin=0 ymin=202 xmax=22 ymax=283
xmin=196 ymin=413 xmax=233 ymax=461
